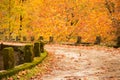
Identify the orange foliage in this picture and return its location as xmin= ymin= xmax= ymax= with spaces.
xmin=0 ymin=0 xmax=119 ymax=43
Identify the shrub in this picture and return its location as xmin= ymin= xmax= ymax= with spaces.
xmin=24 ymin=44 xmax=34 ymax=62
xmin=2 ymin=47 xmax=15 ymax=70
xmin=34 ymin=42 xmax=40 ymax=57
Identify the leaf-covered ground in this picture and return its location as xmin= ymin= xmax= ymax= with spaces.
xmin=37 ymin=44 xmax=120 ymax=80
xmin=8 ymin=44 xmax=120 ymax=80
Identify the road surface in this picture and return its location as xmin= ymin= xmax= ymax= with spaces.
xmin=38 ymin=44 xmax=120 ymax=80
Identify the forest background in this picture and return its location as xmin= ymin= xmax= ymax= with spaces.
xmin=0 ymin=0 xmax=120 ymax=45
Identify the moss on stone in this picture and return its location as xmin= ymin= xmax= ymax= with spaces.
xmin=94 ymin=36 xmax=101 ymax=45
xmin=24 ymin=44 xmax=34 ymax=62
xmin=76 ymin=36 xmax=81 ymax=44
xmin=0 ymin=51 xmax=48 ymax=79
xmin=34 ymin=42 xmax=40 ymax=57
xmin=2 ymin=47 xmax=15 ymax=70
xmin=39 ymin=41 xmax=44 ymax=53
xmin=116 ymin=36 xmax=120 ymax=47
xmin=49 ymin=36 xmax=54 ymax=43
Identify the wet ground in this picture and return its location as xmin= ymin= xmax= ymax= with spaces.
xmin=38 ymin=44 xmax=120 ymax=80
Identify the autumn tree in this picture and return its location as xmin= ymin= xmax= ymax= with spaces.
xmin=105 ymin=0 xmax=120 ymax=37
xmin=0 ymin=0 xmax=119 ymax=44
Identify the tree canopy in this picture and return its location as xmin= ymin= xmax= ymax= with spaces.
xmin=0 ymin=0 xmax=120 ymax=43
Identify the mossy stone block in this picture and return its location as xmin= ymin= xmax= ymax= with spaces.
xmin=40 ymin=41 xmax=44 ymax=53
xmin=34 ymin=42 xmax=40 ymax=57
xmin=16 ymin=36 xmax=20 ymax=41
xmin=38 ymin=36 xmax=43 ymax=41
xmin=2 ymin=47 xmax=15 ymax=70
xmin=31 ymin=36 xmax=34 ymax=41
xmin=76 ymin=36 xmax=81 ymax=44
xmin=117 ymin=36 xmax=120 ymax=47
xmin=49 ymin=36 xmax=54 ymax=43
xmin=24 ymin=44 xmax=34 ymax=62
xmin=23 ymin=36 xmax=27 ymax=41
xmin=94 ymin=36 xmax=101 ymax=45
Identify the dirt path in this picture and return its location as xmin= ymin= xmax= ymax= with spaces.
xmin=35 ymin=44 xmax=120 ymax=80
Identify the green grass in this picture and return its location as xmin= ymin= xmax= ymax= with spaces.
xmin=11 ymin=67 xmax=40 ymax=80
xmin=0 ymin=51 xmax=47 ymax=79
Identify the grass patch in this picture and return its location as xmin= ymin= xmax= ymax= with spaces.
xmin=0 ymin=51 xmax=47 ymax=79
